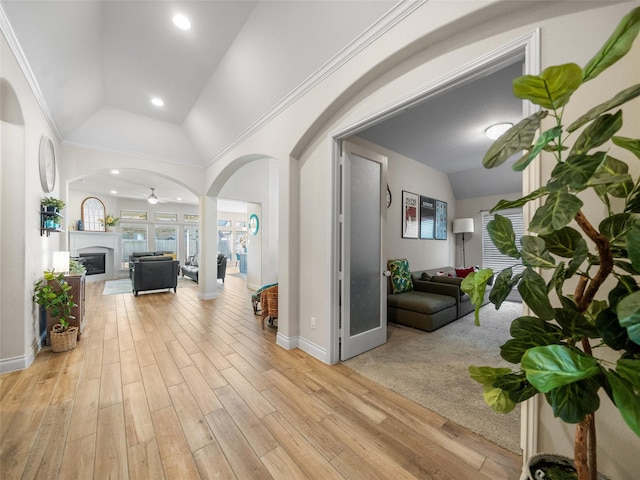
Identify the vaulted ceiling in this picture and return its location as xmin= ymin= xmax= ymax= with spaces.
xmin=1 ymin=0 xmax=523 ymax=203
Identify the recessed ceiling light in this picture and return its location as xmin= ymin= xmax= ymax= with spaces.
xmin=485 ymin=122 xmax=513 ymax=140
xmin=110 ymin=190 xmax=118 ymax=194
xmin=176 ymin=197 xmax=182 ymax=201
xmin=110 ymin=169 xmax=120 ymax=174
xmin=173 ymin=14 xmax=191 ymax=30
xmin=151 ymin=97 xmax=164 ymax=107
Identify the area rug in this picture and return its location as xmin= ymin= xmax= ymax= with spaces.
xmin=102 ymin=277 xmax=198 ymax=295
xmin=344 ymin=301 xmax=522 ymax=454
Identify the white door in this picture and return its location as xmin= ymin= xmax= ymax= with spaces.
xmin=340 ymin=141 xmax=387 ymax=361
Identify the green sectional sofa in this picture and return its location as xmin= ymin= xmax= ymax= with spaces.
xmin=387 ymin=263 xmax=491 ymax=332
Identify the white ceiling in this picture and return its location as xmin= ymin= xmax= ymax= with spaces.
xmin=1 ymin=0 xmax=523 ymax=203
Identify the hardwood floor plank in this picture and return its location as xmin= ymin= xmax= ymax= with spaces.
xmin=154 ymin=349 xmax=185 ymax=387
xmin=180 ymin=364 xmax=223 ymax=415
xmin=67 ymin=377 xmax=100 ymax=442
xmin=128 ymin=438 xmax=166 ymax=480
xmin=152 ymin=405 xmax=201 ymax=480
xmin=58 ymin=433 xmax=96 ymax=480
xmin=167 ymin=382 xmax=216 ymax=452
xmin=140 ymin=363 xmax=171 ymax=412
xmin=189 ymin=351 xmax=229 ymax=390
xmin=123 ymin=381 xmax=155 ymax=447
xmin=95 ymin=402 xmax=129 ymax=480
xmin=204 ymin=408 xmax=273 ymax=480
xmin=261 ymin=445 xmax=309 ymax=479
xmin=192 ymin=442 xmax=237 ymax=480
xmin=120 ymin=348 xmax=142 ymax=385
xmin=99 ymin=361 xmax=123 ymax=408
xmin=219 ymin=366 xmax=276 ymax=419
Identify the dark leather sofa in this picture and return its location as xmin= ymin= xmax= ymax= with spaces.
xmin=130 ymin=254 xmax=179 ymax=296
xmin=180 ymin=253 xmax=227 ymax=283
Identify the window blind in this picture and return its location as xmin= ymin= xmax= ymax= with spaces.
xmin=481 ymin=210 xmax=524 ymax=275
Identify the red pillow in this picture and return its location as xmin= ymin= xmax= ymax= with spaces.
xmin=455 ymin=267 xmax=474 ymax=278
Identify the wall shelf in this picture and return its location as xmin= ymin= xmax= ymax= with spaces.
xmin=40 ymin=210 xmax=64 ymax=236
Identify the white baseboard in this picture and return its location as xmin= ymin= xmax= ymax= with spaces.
xmin=297 ymin=337 xmax=329 ymax=364
xmin=0 ymin=344 xmax=36 ymax=373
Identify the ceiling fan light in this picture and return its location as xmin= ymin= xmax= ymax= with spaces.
xmin=148 ymin=187 xmax=159 ymax=205
xmin=485 ymin=122 xmax=513 ymax=140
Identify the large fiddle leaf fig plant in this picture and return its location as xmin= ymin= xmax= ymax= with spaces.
xmin=461 ymin=7 xmax=640 ymax=480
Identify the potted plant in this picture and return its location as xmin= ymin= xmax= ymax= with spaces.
xmin=69 ymin=258 xmax=87 ymax=275
xmin=100 ymin=213 xmax=119 ymax=232
xmin=41 ymin=196 xmax=66 ymax=213
xmin=461 ymin=7 xmax=640 ymax=480
xmin=33 ymin=270 xmax=78 ymax=352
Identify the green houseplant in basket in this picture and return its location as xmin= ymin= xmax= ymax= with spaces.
xmin=33 ymin=270 xmax=78 ymax=352
xmin=461 ymin=7 xmax=640 ymax=480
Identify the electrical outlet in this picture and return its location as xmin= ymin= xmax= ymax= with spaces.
xmin=311 ymin=317 xmax=316 ymax=329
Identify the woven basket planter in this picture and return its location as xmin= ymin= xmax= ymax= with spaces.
xmin=50 ymin=324 xmax=78 ymax=353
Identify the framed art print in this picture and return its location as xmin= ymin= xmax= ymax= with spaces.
xmin=435 ymin=199 xmax=447 ymax=240
xmin=402 ymin=191 xmax=419 ymax=239
xmin=419 ymin=196 xmax=435 ymax=239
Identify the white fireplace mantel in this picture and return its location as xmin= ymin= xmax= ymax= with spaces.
xmin=69 ymin=231 xmax=118 ymax=256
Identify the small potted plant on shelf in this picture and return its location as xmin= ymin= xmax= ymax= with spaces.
xmin=33 ymin=270 xmax=78 ymax=352
xmin=100 ymin=214 xmax=119 ymax=232
xmin=41 ymin=196 xmax=66 ymax=213
xmin=69 ymin=258 xmax=87 ymax=275
xmin=461 ymin=7 xmax=640 ymax=480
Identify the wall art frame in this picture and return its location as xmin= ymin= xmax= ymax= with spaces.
xmin=401 ymin=191 xmax=419 ymax=239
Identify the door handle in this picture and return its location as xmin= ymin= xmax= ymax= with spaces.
xmin=383 ymin=270 xmax=391 ymax=277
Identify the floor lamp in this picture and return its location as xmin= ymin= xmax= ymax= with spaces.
xmin=453 ymin=218 xmax=474 ymax=267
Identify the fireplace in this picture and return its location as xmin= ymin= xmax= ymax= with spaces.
xmin=78 ymin=252 xmax=106 ymax=276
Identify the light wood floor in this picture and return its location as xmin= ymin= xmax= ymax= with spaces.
xmin=0 ymin=273 xmax=521 ymax=479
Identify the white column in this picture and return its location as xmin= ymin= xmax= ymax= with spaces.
xmin=198 ymin=195 xmax=218 ymax=300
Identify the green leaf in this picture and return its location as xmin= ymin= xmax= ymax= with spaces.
xmin=528 ymin=191 xmax=583 ymax=235
xmin=510 ymin=316 xmax=564 ymax=341
xmin=469 ymin=365 xmax=513 ymax=386
xmin=582 ymin=7 xmax=640 ymax=82
xmin=488 ymin=269 xmax=521 ymax=309
xmin=617 ymin=290 xmax=640 ymax=344
xmin=626 ymin=189 xmax=640 ymax=213
xmin=591 ymin=155 xmax=633 ymax=198
xmin=482 ymin=384 xmax=517 ymax=414
xmin=520 ymin=235 xmax=556 ymax=269
xmin=487 ymin=215 xmax=520 ymax=259
xmin=544 ymin=378 xmax=601 ymax=424
xmin=600 ymin=213 xmax=635 ymax=248
xmin=550 ymin=151 xmax=606 ymax=189
xmin=612 ymin=136 xmax=640 ymax=160
xmin=490 ymin=187 xmax=549 ymax=212
xmin=513 ymin=63 xmax=583 ymax=109
xmin=617 ymin=358 xmax=640 ymax=388
xmin=571 ymin=111 xmax=623 ymax=155
xmin=461 ymin=269 xmax=495 ymax=325
xmin=518 ymin=268 xmax=555 ymax=320
xmin=522 ymin=345 xmax=600 ymax=392
xmin=493 ymin=372 xmax=538 ymax=404
xmin=568 ymin=84 xmax=640 ymax=132
xmin=596 ymin=308 xmax=630 ymax=350
xmin=483 ymin=111 xmax=547 ymax=169
xmin=540 ymin=227 xmax=586 ymax=258
xmin=512 ymin=126 xmax=562 ymax=172
xmin=628 ymin=223 xmax=640 ymax=273
xmin=604 ymin=370 xmax=640 ymax=437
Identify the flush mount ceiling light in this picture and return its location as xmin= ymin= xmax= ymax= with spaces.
xmin=110 ymin=169 xmax=120 ymax=174
xmin=151 ymin=97 xmax=164 ymax=107
xmin=173 ymin=14 xmax=191 ymax=30
xmin=147 ymin=187 xmax=159 ymax=205
xmin=485 ymin=122 xmax=513 ymax=140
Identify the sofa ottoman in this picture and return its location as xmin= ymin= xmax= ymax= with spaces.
xmin=387 ymin=290 xmax=457 ymax=332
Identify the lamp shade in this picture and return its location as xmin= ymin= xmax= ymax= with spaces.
xmin=453 ymin=218 xmax=474 ymax=234
xmin=52 ymin=251 xmax=70 ymax=274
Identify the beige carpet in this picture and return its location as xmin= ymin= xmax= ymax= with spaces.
xmin=344 ymin=301 xmax=522 ymax=454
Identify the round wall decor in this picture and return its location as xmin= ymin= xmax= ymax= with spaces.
xmin=249 ymin=213 xmax=259 ymax=236
xmin=39 ymin=136 xmax=56 ymax=193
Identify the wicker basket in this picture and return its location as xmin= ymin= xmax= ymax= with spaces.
xmin=50 ymin=324 xmax=79 ymax=353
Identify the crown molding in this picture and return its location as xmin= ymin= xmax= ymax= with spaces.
xmin=0 ymin=4 xmax=63 ymax=142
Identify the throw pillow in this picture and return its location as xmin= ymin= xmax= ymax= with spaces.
xmin=455 ymin=267 xmax=475 ymax=278
xmin=420 ymin=272 xmax=431 ymax=281
xmin=387 ymin=259 xmax=413 ymax=294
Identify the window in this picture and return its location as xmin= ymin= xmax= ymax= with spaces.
xmin=235 ymin=221 xmax=246 ymax=229
xmin=120 ymin=210 xmax=148 ymax=221
xmin=184 ymin=214 xmax=199 ymax=222
xmin=120 ymin=225 xmax=148 ymax=268
xmin=218 ymin=219 xmax=231 ymax=227
xmin=155 ymin=226 xmax=177 ymax=254
xmin=481 ymin=210 xmax=524 ymax=275
xmin=81 ymin=197 xmax=105 ymax=231
xmin=184 ymin=226 xmax=199 ymax=261
xmin=154 ymin=212 xmax=178 ymax=222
